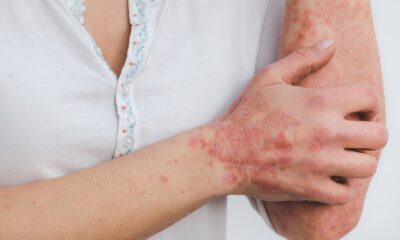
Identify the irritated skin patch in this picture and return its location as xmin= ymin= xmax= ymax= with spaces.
xmin=309 ymin=128 xmax=330 ymax=152
xmin=159 ymin=175 xmax=169 ymax=184
xmin=281 ymin=0 xmax=380 ymax=91
xmin=188 ymin=104 xmax=301 ymax=190
xmin=266 ymin=0 xmax=383 ymax=238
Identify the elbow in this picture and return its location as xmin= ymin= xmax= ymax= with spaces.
xmin=326 ymin=208 xmax=362 ymax=239
xmin=267 ymin=201 xmax=363 ymax=240
xmin=276 ymin=215 xmax=361 ymax=240
xmin=302 ymin=214 xmax=361 ymax=240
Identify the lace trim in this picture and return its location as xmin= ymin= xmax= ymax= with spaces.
xmin=62 ymin=0 xmax=149 ymax=157
xmin=61 ymin=0 xmax=85 ymax=24
xmin=117 ymin=0 xmax=148 ymax=156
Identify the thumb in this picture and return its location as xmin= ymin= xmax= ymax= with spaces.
xmin=259 ymin=39 xmax=336 ymax=86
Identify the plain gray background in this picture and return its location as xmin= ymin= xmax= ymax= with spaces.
xmin=227 ymin=1 xmax=400 ymax=239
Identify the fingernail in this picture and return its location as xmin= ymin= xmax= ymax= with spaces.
xmin=316 ymin=39 xmax=335 ymax=49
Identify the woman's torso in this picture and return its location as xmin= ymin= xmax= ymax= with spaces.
xmin=0 ymin=0 xmax=284 ymax=239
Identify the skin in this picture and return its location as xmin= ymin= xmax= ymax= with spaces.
xmin=84 ymin=0 xmax=130 ymax=76
xmin=265 ymin=0 xmax=386 ymax=239
xmin=0 ymin=1 xmax=388 ymax=239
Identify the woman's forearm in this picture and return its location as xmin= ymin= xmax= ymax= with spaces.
xmin=281 ymin=0 xmax=383 ymax=92
xmin=0 ymin=128 xmax=230 ymax=240
xmin=266 ymin=0 xmax=385 ymax=239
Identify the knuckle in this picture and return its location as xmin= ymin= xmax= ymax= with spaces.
xmin=368 ymin=124 xmax=389 ymax=149
xmin=326 ymin=186 xmax=353 ymax=205
xmin=308 ymin=124 xmax=334 ymax=152
xmin=255 ymin=65 xmax=281 ymax=85
xmin=303 ymin=182 xmax=320 ymax=201
xmin=334 ymin=190 xmax=352 ymax=205
xmin=308 ymin=157 xmax=326 ymax=173
xmin=314 ymin=124 xmax=334 ymax=141
xmin=332 ymin=127 xmax=346 ymax=142
xmin=377 ymin=126 xmax=389 ymax=148
xmin=258 ymin=65 xmax=277 ymax=79
xmin=295 ymin=178 xmax=318 ymax=201
xmin=361 ymin=85 xmax=380 ymax=105
xmin=362 ymin=156 xmax=378 ymax=177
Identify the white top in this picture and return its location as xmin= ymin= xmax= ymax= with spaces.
xmin=0 ymin=0 xmax=285 ymax=239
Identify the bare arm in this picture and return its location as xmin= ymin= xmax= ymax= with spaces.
xmin=0 ymin=130 xmax=231 ymax=240
xmin=265 ymin=0 xmax=385 ymax=239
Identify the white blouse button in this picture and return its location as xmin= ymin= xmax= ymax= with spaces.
xmin=123 ymin=135 xmax=134 ymax=148
xmin=122 ymin=84 xmax=130 ymax=96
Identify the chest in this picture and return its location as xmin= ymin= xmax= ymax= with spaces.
xmin=84 ymin=0 xmax=131 ymax=76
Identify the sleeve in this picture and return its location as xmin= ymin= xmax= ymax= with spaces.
xmin=247 ymin=197 xmax=278 ymax=233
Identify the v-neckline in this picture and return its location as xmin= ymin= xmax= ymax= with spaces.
xmin=57 ymin=0 xmax=171 ymax=156
xmin=60 ymin=0 xmax=144 ymax=83
xmin=60 ymin=0 xmax=155 ymax=156
xmin=83 ymin=0 xmax=132 ymax=78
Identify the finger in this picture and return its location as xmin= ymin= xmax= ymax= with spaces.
xmin=260 ymin=39 xmax=336 ymax=86
xmin=338 ymin=121 xmax=388 ymax=150
xmin=324 ymin=85 xmax=381 ymax=119
xmin=304 ymin=178 xmax=354 ymax=205
xmin=324 ymin=150 xmax=378 ymax=179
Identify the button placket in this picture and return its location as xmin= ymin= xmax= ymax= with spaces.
xmin=61 ymin=0 xmax=152 ymax=158
xmin=113 ymin=0 xmax=149 ymax=158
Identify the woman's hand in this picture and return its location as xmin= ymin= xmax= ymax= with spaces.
xmin=189 ymin=40 xmax=388 ymax=205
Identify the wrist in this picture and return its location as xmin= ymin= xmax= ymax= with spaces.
xmin=184 ymin=124 xmax=248 ymax=197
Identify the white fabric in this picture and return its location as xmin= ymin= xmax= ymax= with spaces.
xmin=0 ymin=0 xmax=285 ymax=239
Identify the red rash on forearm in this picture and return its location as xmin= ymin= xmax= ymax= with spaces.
xmin=188 ymin=105 xmax=301 ymax=191
xmin=282 ymin=0 xmax=383 ymax=93
xmin=266 ymin=0 xmax=385 ymax=239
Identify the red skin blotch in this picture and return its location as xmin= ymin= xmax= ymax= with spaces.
xmin=167 ymin=159 xmax=179 ymax=165
xmin=223 ymin=171 xmax=238 ymax=184
xmin=188 ymin=109 xmax=300 ymax=188
xmin=160 ymin=175 xmax=169 ymax=184
xmin=273 ymin=132 xmax=293 ymax=151
xmin=307 ymin=94 xmax=326 ymax=110
xmin=309 ymin=128 xmax=330 ymax=152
